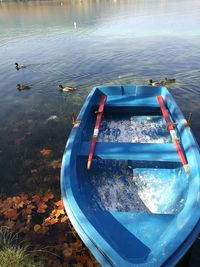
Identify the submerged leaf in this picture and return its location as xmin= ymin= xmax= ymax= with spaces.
xmin=40 ymin=149 xmax=52 ymax=156
xmin=31 ymin=195 xmax=41 ymax=204
xmin=60 ymin=215 xmax=68 ymax=223
xmin=34 ymin=224 xmax=41 ymax=232
xmin=54 ymin=199 xmax=64 ymax=209
xmin=4 ymin=208 xmax=18 ymax=220
xmin=50 ymin=160 xmax=61 ymax=169
xmin=31 ymin=169 xmax=38 ymax=174
xmin=15 ymin=137 xmax=25 ymax=144
xmin=37 ymin=201 xmax=48 ymax=213
xmin=42 ymin=192 xmax=54 ymax=202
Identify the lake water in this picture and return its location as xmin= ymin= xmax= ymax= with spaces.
xmin=0 ymin=0 xmax=200 ymax=266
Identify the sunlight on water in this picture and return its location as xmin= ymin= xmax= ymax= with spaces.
xmin=98 ymin=115 xmax=171 ymax=143
xmin=132 ymin=167 xmax=187 ymax=214
xmin=89 ymin=160 xmax=187 ymax=214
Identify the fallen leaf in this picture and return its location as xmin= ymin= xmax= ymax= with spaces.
xmin=42 ymin=192 xmax=54 ymax=202
xmin=37 ymin=201 xmax=48 ymax=213
xmin=54 ymin=199 xmax=64 ymax=209
xmin=60 ymin=215 xmax=68 ymax=223
xmin=63 ymin=247 xmax=73 ymax=258
xmin=15 ymin=137 xmax=25 ymax=144
xmin=4 ymin=219 xmax=15 ymax=229
xmin=50 ymin=160 xmax=61 ymax=169
xmin=50 ymin=208 xmax=65 ymax=219
xmin=32 ymin=194 xmax=41 ymax=204
xmin=43 ymin=217 xmax=51 ymax=226
xmin=26 ymin=214 xmax=32 ymax=224
xmin=73 ymin=239 xmax=83 ymax=249
xmin=34 ymin=224 xmax=41 ymax=232
xmin=26 ymin=204 xmax=35 ymax=215
xmin=40 ymin=149 xmax=52 ymax=156
xmin=4 ymin=208 xmax=18 ymax=220
xmin=48 ymin=218 xmax=58 ymax=225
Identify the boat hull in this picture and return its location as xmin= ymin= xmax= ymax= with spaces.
xmin=61 ymin=85 xmax=200 ymax=266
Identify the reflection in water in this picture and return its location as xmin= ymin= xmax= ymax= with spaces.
xmin=0 ymin=0 xmax=200 ymax=265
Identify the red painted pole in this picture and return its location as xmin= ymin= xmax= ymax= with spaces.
xmin=87 ymin=96 xmax=107 ymax=169
xmin=156 ymin=96 xmax=189 ymax=174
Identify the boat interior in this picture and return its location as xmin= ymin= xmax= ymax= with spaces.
xmin=63 ymin=85 xmax=199 ymax=265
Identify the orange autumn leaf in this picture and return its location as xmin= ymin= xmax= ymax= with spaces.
xmin=50 ymin=160 xmax=61 ymax=169
xmin=43 ymin=216 xmax=58 ymax=225
xmin=73 ymin=239 xmax=83 ymax=250
xmin=4 ymin=208 xmax=18 ymax=220
xmin=43 ymin=217 xmax=51 ymax=226
xmin=60 ymin=215 xmax=68 ymax=223
xmin=10 ymin=196 xmax=25 ymax=209
xmin=26 ymin=203 xmax=35 ymax=215
xmin=58 ymin=209 xmax=65 ymax=215
xmin=63 ymin=244 xmax=73 ymax=258
xmin=54 ymin=199 xmax=64 ymax=209
xmin=16 ymin=201 xmax=25 ymax=209
xmin=50 ymin=208 xmax=65 ymax=219
xmin=37 ymin=207 xmax=47 ymax=214
xmin=31 ymin=194 xmax=41 ymax=204
xmin=19 ymin=193 xmax=29 ymax=204
xmin=48 ymin=218 xmax=58 ymax=225
xmin=37 ymin=201 xmax=48 ymax=213
xmin=40 ymin=149 xmax=52 ymax=156
xmin=42 ymin=192 xmax=54 ymax=202
xmin=63 ymin=248 xmax=73 ymax=258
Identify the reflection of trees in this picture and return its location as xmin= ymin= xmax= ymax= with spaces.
xmin=0 ymin=0 xmax=125 ymax=28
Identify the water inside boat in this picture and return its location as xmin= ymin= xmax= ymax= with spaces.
xmin=77 ymin=158 xmax=187 ymax=215
xmin=78 ymin=105 xmax=187 ymax=215
xmin=98 ymin=115 xmax=171 ymax=143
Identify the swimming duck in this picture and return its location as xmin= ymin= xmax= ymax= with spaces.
xmin=58 ymin=84 xmax=76 ymax=92
xmin=164 ymin=77 xmax=176 ymax=84
xmin=148 ymin=79 xmax=164 ymax=86
xmin=16 ymin=84 xmax=31 ymax=91
xmin=15 ymin=62 xmax=26 ymax=70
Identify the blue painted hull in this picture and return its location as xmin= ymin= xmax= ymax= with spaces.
xmin=61 ymin=85 xmax=200 ymax=266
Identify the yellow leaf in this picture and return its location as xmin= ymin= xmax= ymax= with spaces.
xmin=34 ymin=224 xmax=41 ymax=232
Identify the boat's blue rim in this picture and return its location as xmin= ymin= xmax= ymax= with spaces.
xmin=163 ymin=219 xmax=200 ymax=267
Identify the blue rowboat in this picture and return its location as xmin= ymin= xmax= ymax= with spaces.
xmin=61 ymin=85 xmax=200 ymax=266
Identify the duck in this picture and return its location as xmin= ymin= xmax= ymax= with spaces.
xmin=58 ymin=84 xmax=76 ymax=92
xmin=15 ymin=62 xmax=26 ymax=70
xmin=16 ymin=84 xmax=31 ymax=91
xmin=148 ymin=79 xmax=164 ymax=86
xmin=164 ymin=77 xmax=176 ymax=84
